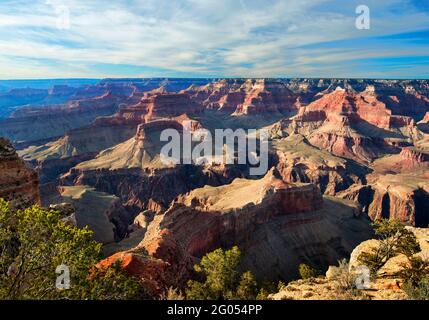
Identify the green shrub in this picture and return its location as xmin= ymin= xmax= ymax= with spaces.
xmin=235 ymin=271 xmax=258 ymax=300
xmin=358 ymin=219 xmax=421 ymax=274
xmin=277 ymin=280 xmax=287 ymax=291
xmin=256 ymin=288 xmax=270 ymax=300
xmin=0 ymin=199 xmax=146 ymax=300
xmin=357 ymin=250 xmax=386 ymax=275
xmin=298 ymin=263 xmax=318 ymax=279
xmin=402 ymin=277 xmax=429 ymax=300
xmin=398 ymin=256 xmax=429 ymax=287
xmin=186 ymin=246 xmax=259 ymax=300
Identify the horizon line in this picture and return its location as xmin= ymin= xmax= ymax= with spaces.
xmin=1 ymin=77 xmax=429 ymax=81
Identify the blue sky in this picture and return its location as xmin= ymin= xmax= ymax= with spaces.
xmin=0 ymin=0 xmax=428 ymax=79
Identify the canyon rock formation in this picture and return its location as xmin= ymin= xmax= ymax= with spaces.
xmin=273 ymin=86 xmax=422 ymax=164
xmin=98 ymin=169 xmax=372 ymax=292
xmin=2 ymin=78 xmax=429 ymax=298
xmin=183 ymin=79 xmax=300 ymax=116
xmin=0 ymin=138 xmax=40 ymax=209
xmin=418 ymin=111 xmax=429 ymax=133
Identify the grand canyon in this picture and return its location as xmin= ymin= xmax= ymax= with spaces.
xmin=1 ymin=77 xmax=428 ymax=299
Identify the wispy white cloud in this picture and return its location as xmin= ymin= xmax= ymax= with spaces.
xmin=0 ymin=0 xmax=428 ymax=78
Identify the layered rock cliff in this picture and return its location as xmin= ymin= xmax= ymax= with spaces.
xmin=16 ymin=91 xmax=202 ymax=184
xmin=418 ymin=111 xmax=429 ymax=133
xmin=338 ymin=173 xmax=429 ymax=227
xmin=5 ymin=77 xmax=426 ymax=300
xmin=272 ymin=134 xmax=369 ymax=195
xmin=273 ymin=86 xmax=423 ymax=164
xmin=19 ymin=121 xmax=137 ymax=183
xmin=57 ymin=186 xmax=131 ymax=243
xmin=99 ymin=169 xmax=373 ymax=292
xmin=61 ymin=119 xmax=247 ymax=213
xmin=183 ymin=79 xmax=300 ymax=116
xmin=0 ymin=92 xmax=129 ymax=146
xmin=0 ymin=137 xmax=40 ymax=208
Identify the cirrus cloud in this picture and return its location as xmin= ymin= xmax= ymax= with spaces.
xmin=0 ymin=0 xmax=428 ymax=79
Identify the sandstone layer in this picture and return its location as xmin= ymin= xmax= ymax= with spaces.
xmin=338 ymin=173 xmax=429 ymax=227
xmin=273 ymin=86 xmax=423 ymax=164
xmin=183 ymin=79 xmax=300 ymax=116
xmin=61 ymin=119 xmax=248 ymax=213
xmin=272 ymin=134 xmax=369 ymax=195
xmin=0 ymin=137 xmax=40 ymax=209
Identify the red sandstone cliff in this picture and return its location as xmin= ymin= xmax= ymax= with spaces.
xmin=419 ymin=112 xmax=429 ymax=124
xmin=17 ymin=91 xmax=203 ymax=185
xmin=183 ymin=79 xmax=300 ymax=116
xmin=275 ymin=86 xmax=423 ymax=163
xmin=0 ymin=137 xmax=40 ymax=208
xmin=338 ymin=172 xmax=429 ymax=227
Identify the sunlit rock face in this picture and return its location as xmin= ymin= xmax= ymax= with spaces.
xmin=272 ymin=86 xmax=423 ymax=164
xmin=0 ymin=137 xmax=40 ymax=209
xmin=182 ymin=79 xmax=300 ymax=116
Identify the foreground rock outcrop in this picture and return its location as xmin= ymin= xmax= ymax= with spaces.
xmin=0 ymin=137 xmax=40 ymax=208
xmin=270 ymin=227 xmax=429 ymax=300
xmin=95 ymin=248 xmax=171 ymax=297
